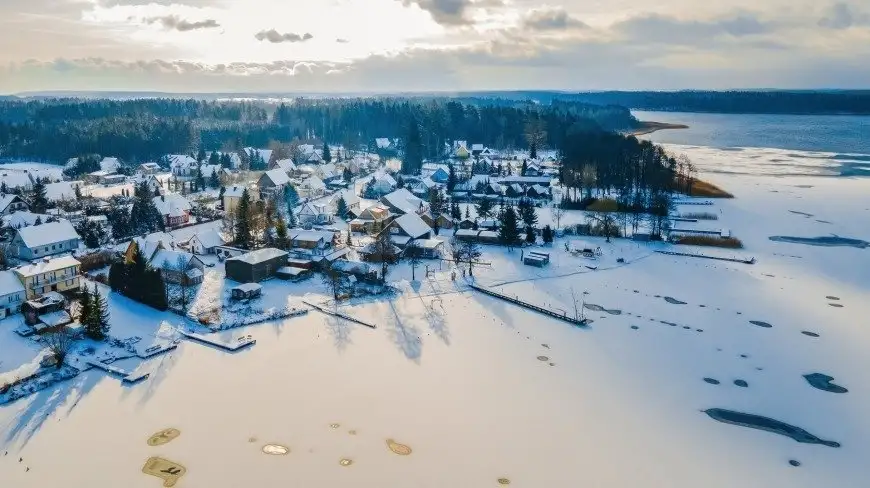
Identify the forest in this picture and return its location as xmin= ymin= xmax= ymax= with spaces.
xmin=570 ymin=90 xmax=870 ymax=115
xmin=0 ymin=97 xmax=637 ymax=164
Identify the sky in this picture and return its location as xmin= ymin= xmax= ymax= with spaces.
xmin=1 ymin=0 xmax=869 ymax=94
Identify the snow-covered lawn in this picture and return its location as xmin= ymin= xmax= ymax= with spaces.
xmin=0 ymin=171 xmax=868 ymax=487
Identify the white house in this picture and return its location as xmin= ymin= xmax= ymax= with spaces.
xmin=169 ymin=155 xmax=199 ymax=176
xmin=274 ymin=159 xmax=296 ymax=174
xmin=138 ymin=162 xmax=162 ymax=175
xmin=149 ymin=249 xmax=205 ymax=284
xmin=297 ymin=202 xmax=333 ymax=226
xmin=0 ymin=270 xmax=26 ymax=317
xmin=258 ymin=169 xmax=291 ymax=194
xmin=380 ymin=188 xmax=426 ymax=215
xmin=44 ymin=182 xmax=79 ymax=202
xmin=0 ymin=194 xmax=29 ymax=215
xmin=298 ymin=176 xmax=326 ymax=199
xmin=186 ymin=229 xmax=227 ymax=255
xmin=370 ymin=173 xmax=397 ymax=195
xmin=10 ymin=220 xmax=81 ymax=262
xmin=152 ymin=194 xmax=192 ymax=228
xmin=389 ymin=213 xmax=433 ymax=241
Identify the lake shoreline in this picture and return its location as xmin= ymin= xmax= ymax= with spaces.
xmin=627 ymin=121 xmax=690 ymax=137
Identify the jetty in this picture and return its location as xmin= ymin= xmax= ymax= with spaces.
xmin=179 ymin=330 xmax=256 ymax=351
xmin=470 ymin=284 xmax=588 ymax=326
xmin=656 ymin=250 xmax=755 ymax=264
xmin=86 ymin=360 xmax=150 ymax=384
xmin=136 ymin=342 xmax=178 ymax=359
xmin=303 ymin=300 xmax=377 ymax=329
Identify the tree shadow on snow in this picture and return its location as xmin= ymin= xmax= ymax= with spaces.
xmin=324 ymin=312 xmax=354 ymax=352
xmin=385 ymin=301 xmax=423 ymax=363
xmin=422 ymin=296 xmax=450 ymax=346
xmin=1 ymin=371 xmax=102 ymax=450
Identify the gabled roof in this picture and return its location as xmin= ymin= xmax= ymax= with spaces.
xmin=153 ymin=194 xmax=192 ymax=218
xmin=0 ymin=193 xmax=26 ymax=212
xmin=0 ymin=270 xmax=25 ymax=296
xmin=168 ymin=154 xmax=197 ymax=167
xmin=375 ymin=138 xmax=392 ymax=149
xmin=224 ymin=186 xmax=251 ymax=198
xmin=100 ymin=157 xmax=121 ymax=172
xmin=297 ymin=202 xmax=326 ymax=216
xmin=192 ymin=229 xmax=227 ymax=249
xmin=302 ymin=176 xmax=326 ymax=190
xmin=471 ymin=144 xmax=485 ymax=151
xmin=275 ymin=159 xmax=296 ymax=172
xmin=381 ymin=188 xmax=423 ymax=214
xmin=289 ymin=228 xmax=334 ymax=243
xmin=357 ymin=205 xmax=391 ymax=221
xmin=262 ymin=169 xmax=290 ymax=187
xmin=2 ymin=211 xmax=51 ymax=229
xmin=14 ymin=255 xmax=81 ymax=277
xmin=15 ymin=220 xmax=79 ymax=248
xmin=226 ymin=248 xmax=288 ymax=265
xmin=150 ymin=249 xmax=200 ymax=270
xmin=392 ymin=212 xmax=431 ymax=239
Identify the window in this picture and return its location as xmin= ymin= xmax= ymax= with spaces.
xmin=44 ymin=247 xmax=49 ymax=252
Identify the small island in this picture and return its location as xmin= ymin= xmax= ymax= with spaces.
xmin=627 ymin=121 xmax=690 ymax=137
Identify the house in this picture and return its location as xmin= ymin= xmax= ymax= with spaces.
xmin=297 ymin=202 xmax=333 ymax=226
xmin=370 ymin=173 xmax=397 ymax=196
xmin=122 ymin=232 xmax=175 ymax=262
xmin=149 ymin=249 xmax=205 ymax=284
xmin=13 ymin=255 xmax=82 ymax=300
xmin=153 ymin=194 xmax=192 ymax=228
xmin=274 ymin=159 xmax=296 ymax=174
xmin=200 ymin=164 xmax=221 ymax=179
xmin=389 ymin=213 xmax=432 ymax=241
xmin=406 ymin=177 xmax=436 ymax=198
xmin=457 ymin=218 xmax=476 ymax=230
xmin=222 ymin=186 xmax=258 ymax=214
xmin=434 ymin=214 xmax=454 ymax=230
xmin=225 ymin=248 xmax=289 ymax=283
xmin=496 ymin=176 xmax=553 ymax=187
xmin=0 ymin=171 xmax=36 ymax=192
xmin=329 ymin=190 xmax=360 ymax=216
xmin=10 ymin=220 xmax=81 ymax=261
xmin=186 ymin=229 xmax=227 ymax=255
xmin=0 ymin=194 xmax=29 ymax=216
xmin=430 ymin=166 xmax=450 ymax=184
xmin=20 ymin=292 xmax=69 ymax=329
xmin=258 ymin=169 xmax=291 ymax=195
xmin=231 ymin=283 xmax=262 ymax=300
xmin=2 ymin=211 xmax=53 ymax=230
xmin=138 ymin=162 xmax=162 ymax=175
xmin=297 ymin=145 xmax=323 ymax=164
xmin=289 ymin=228 xmax=336 ymax=253
xmin=298 ymin=176 xmax=326 ymax=199
xmin=350 ymin=205 xmax=393 ymax=234
xmin=358 ymin=242 xmax=402 ymax=264
xmin=524 ymin=163 xmax=542 ymax=177
xmin=454 ymin=229 xmax=499 ymax=244
xmin=0 ymin=270 xmax=26 ymax=317
xmin=44 ymin=182 xmax=78 ymax=202
xmin=406 ymin=238 xmax=444 ymax=259
xmin=169 ymin=155 xmax=199 ymax=176
xmin=99 ymin=174 xmax=126 ymax=185
xmin=505 ymin=183 xmax=525 ymax=198
xmin=527 ymin=184 xmax=550 ymax=199
xmin=471 ymin=144 xmax=485 ymax=157
xmin=453 ymin=141 xmax=470 ymax=159
xmin=380 ymin=188 xmax=426 ymax=216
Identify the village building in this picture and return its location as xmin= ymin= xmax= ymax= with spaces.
xmin=225 ymin=248 xmax=289 ymax=283
xmin=152 ymin=194 xmax=192 ymax=228
xmin=288 ymin=228 xmax=337 ymax=254
xmin=13 ymin=255 xmax=82 ymax=300
xmin=10 ymin=220 xmax=81 ymax=262
xmin=0 ymin=194 xmax=29 ymax=216
xmin=0 ymin=270 xmax=26 ymax=317
xmin=258 ymin=169 xmax=291 ymax=196
xmin=332 ymin=260 xmax=381 ymax=283
xmin=121 ymin=232 xmax=175 ymax=262
xmin=138 ymin=162 xmax=162 ymax=175
xmin=389 ymin=213 xmax=433 ymax=243
xmin=222 ymin=185 xmax=258 ymax=214
xmin=349 ymin=205 xmax=393 ymax=234
xmin=297 ymin=202 xmax=333 ymax=226
xmin=298 ymin=176 xmax=326 ymax=199
xmin=274 ymin=159 xmax=296 ymax=175
xmin=184 ymin=229 xmax=228 ymax=255
xmin=380 ymin=188 xmax=427 ymax=216
xmin=370 ymin=173 xmax=397 ymax=195
xmin=407 ymin=238 xmax=444 ymax=259
xmin=149 ymin=249 xmax=205 ymax=285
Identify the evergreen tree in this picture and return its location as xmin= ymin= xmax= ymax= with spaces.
xmin=144 ymin=269 xmax=169 ymax=311
xmin=87 ymin=286 xmax=111 ymax=340
xmin=31 ymin=179 xmax=49 ymax=213
xmin=335 ymin=196 xmax=349 ymax=217
xmin=475 ymin=198 xmax=493 ymax=220
xmin=521 ymin=160 xmax=528 ymax=176
xmin=209 ymin=169 xmax=220 ymax=189
xmin=542 ymin=225 xmax=554 ymax=244
xmin=195 ymin=164 xmax=205 ymax=192
xmin=323 ymin=142 xmax=332 ymax=163
xmin=77 ymin=287 xmax=93 ymax=332
xmin=235 ymin=188 xmax=254 ymax=249
xmin=208 ymin=151 xmax=219 ymax=165
xmin=498 ymin=206 xmax=521 ymax=247
xmin=464 ymin=206 xmax=470 ymax=219
xmin=402 ymin=119 xmax=423 ymax=175
xmin=283 ymin=184 xmax=299 ymax=214
xmin=34 ymin=216 xmax=42 ymax=226
xmin=525 ymin=225 xmax=536 ymax=244
xmin=342 ymin=167 xmax=352 ymax=182
xmin=197 ymin=147 xmax=207 ymax=162
xmin=447 ymin=164 xmax=457 ymax=193
xmin=518 ymin=199 xmax=538 ymax=229
xmin=219 ymin=153 xmax=233 ymax=168
xmin=396 ymin=175 xmax=404 ymax=189
xmin=275 ymin=217 xmax=289 ymax=249
xmin=287 ymin=206 xmax=298 ymax=228
xmin=529 ymin=141 xmax=537 ymax=160
xmin=450 ymin=202 xmax=462 ymax=220
xmin=108 ymin=261 xmax=126 ymax=291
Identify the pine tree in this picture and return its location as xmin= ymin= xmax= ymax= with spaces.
xmin=87 ymin=286 xmax=111 ymax=340
xmin=525 ymin=225 xmax=536 ymax=244
xmin=447 ymin=164 xmax=457 ymax=193
xmin=208 ymin=151 xmax=219 ymax=165
xmin=529 ymin=141 xmax=537 ymax=160
xmin=287 ymin=206 xmax=298 ymax=228
xmin=323 ymin=142 xmax=332 ymax=162
xmin=108 ymin=261 xmax=126 ymax=292
xmin=235 ymin=188 xmax=253 ymax=249
xmin=402 ymin=119 xmax=423 ymax=175
xmin=145 ymin=269 xmax=169 ymax=311
xmin=521 ymin=160 xmax=528 ymax=176
xmin=451 ymin=202 xmax=461 ymax=220
xmin=31 ymin=179 xmax=49 ymax=213
xmin=542 ymin=225 xmax=554 ymax=244
xmin=275 ymin=218 xmax=289 ymax=249
xmin=209 ymin=169 xmax=220 ymax=189
xmin=283 ymin=184 xmax=299 ymax=214
xmin=498 ymin=205 xmax=521 ymax=247
xmin=220 ymin=153 xmax=233 ymax=168
xmin=195 ymin=164 xmax=205 ymax=192
xmin=475 ymin=198 xmax=493 ymax=220
xmin=77 ymin=287 xmax=93 ymax=331
xmin=197 ymin=147 xmax=207 ymax=162
xmin=464 ymin=206 xmax=470 ymax=219
xmin=518 ymin=199 xmax=538 ymax=229
xmin=335 ymin=196 xmax=348 ymax=217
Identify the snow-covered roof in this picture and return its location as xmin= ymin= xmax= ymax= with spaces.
xmin=2 ymin=211 xmax=52 ymax=229
xmin=227 ymin=248 xmax=288 ymax=265
xmin=495 ymin=176 xmax=553 ymax=185
xmin=375 ymin=173 xmax=397 ymax=186
xmin=0 ymin=171 xmax=32 ymax=190
xmin=297 ymin=202 xmax=326 ymax=216
xmin=392 ymin=213 xmax=431 ymax=239
xmin=290 ymin=228 xmax=333 ymax=243
xmin=0 ymin=193 xmax=24 ymax=212
xmin=509 ymin=183 xmax=524 ymax=194
xmin=332 ymin=260 xmax=379 ymax=275
xmin=340 ymin=189 xmax=360 ymax=206
xmin=302 ymin=176 xmax=326 ymax=190
xmin=263 ymin=169 xmax=290 ymax=187
xmin=100 ymin=157 xmax=121 ymax=173
xmin=150 ymin=249 xmax=197 ymax=270
xmin=223 ymin=186 xmax=249 ymax=198
xmin=153 ymin=194 xmax=192 ymax=218
xmin=381 ymin=188 xmax=423 ymax=214
xmin=16 ymin=220 xmax=79 ymax=248
xmin=0 ymin=270 xmax=25 ymax=296
xmin=200 ymin=164 xmax=221 ymax=177
xmin=530 ymin=184 xmax=549 ymax=194
xmin=39 ymin=310 xmax=72 ymax=327
xmin=414 ymin=238 xmax=444 ymax=250
xmin=15 ymin=255 xmax=81 ymax=277
xmin=168 ymin=154 xmax=197 ymax=167
xmin=193 ymin=229 xmax=226 ymax=249
xmin=45 ymin=181 xmax=78 ymax=201
xmin=121 ymin=232 xmax=175 ymax=259
xmin=471 ymin=144 xmax=485 ymax=151
xmin=244 ymin=148 xmax=273 ymax=164
xmin=275 ymin=159 xmax=296 ymax=172
xmin=139 ymin=162 xmax=161 ymax=170
xmin=232 ymin=282 xmax=262 ymax=293
xmin=375 ymin=138 xmax=391 ymax=149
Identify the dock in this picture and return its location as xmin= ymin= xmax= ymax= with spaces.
xmin=86 ymin=360 xmax=150 ymax=384
xmin=674 ymin=200 xmax=714 ymax=206
xmin=470 ymin=284 xmax=588 ymax=326
xmin=179 ymin=330 xmax=256 ymax=351
xmin=136 ymin=342 xmax=178 ymax=359
xmin=303 ymin=300 xmax=377 ymax=329
xmin=656 ymin=250 xmax=755 ymax=264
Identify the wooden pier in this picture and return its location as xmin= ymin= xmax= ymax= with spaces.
xmin=179 ymin=330 xmax=257 ymax=351
xmin=470 ymin=284 xmax=588 ymax=326
xmin=136 ymin=342 xmax=178 ymax=359
xmin=303 ymin=300 xmax=377 ymax=329
xmin=86 ymin=360 xmax=150 ymax=384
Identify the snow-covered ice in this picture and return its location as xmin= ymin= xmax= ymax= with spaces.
xmin=1 ymin=169 xmax=869 ymax=487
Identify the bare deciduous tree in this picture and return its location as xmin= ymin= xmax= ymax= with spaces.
xmin=550 ymin=203 xmax=566 ymax=230
xmin=43 ymin=328 xmax=75 ymax=367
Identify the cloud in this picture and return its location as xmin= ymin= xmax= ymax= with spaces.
xmin=614 ymin=13 xmax=775 ymax=45
xmin=521 ymin=8 xmax=588 ymax=31
xmin=254 ymin=30 xmax=314 ymax=43
xmin=144 ymin=15 xmax=220 ymax=31
xmin=818 ymin=3 xmax=870 ymax=29
xmin=400 ymin=0 xmax=501 ymax=26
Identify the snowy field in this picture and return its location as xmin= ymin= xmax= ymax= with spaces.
xmin=1 ymin=170 xmax=870 ymax=487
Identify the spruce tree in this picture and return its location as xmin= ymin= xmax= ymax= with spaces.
xmin=323 ymin=142 xmax=332 ymax=163
xmin=498 ymin=206 xmax=521 ymax=247
xmin=518 ymin=199 xmax=538 ymax=229
xmin=283 ymin=185 xmax=299 ymax=213
xmin=195 ymin=164 xmax=205 ymax=192
xmin=235 ymin=188 xmax=253 ymax=249
xmin=108 ymin=261 xmax=126 ymax=292
xmin=78 ymin=287 xmax=93 ymax=331
xmin=475 ymin=198 xmax=493 ymax=220
xmin=197 ymin=147 xmax=207 ymax=162
xmin=529 ymin=141 xmax=537 ymax=160
xmin=542 ymin=225 xmax=554 ymax=244
xmin=208 ymin=151 xmax=219 ymax=165
xmin=525 ymin=225 xmax=536 ymax=244
xmin=402 ymin=120 xmax=423 ymax=175
xmin=447 ymin=164 xmax=457 ymax=193
xmin=88 ymin=286 xmax=111 ymax=340
xmin=451 ymin=202 xmax=461 ymax=220
xmin=275 ymin=218 xmax=289 ymax=249
xmin=209 ymin=169 xmax=220 ymax=189
xmin=521 ymin=160 xmax=528 ymax=176
xmin=31 ymin=179 xmax=49 ymax=213
xmin=335 ymin=196 xmax=348 ymax=217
